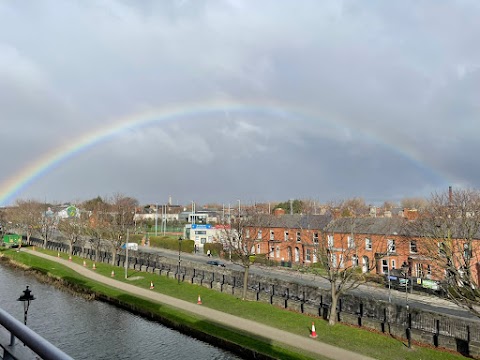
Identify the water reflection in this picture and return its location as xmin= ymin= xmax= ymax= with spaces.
xmin=0 ymin=264 xmax=240 ymax=360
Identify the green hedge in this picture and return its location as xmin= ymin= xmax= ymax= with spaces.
xmin=127 ymin=234 xmax=194 ymax=253
xmin=203 ymin=243 xmax=224 ymax=256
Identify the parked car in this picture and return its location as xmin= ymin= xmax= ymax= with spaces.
xmin=207 ymin=260 xmax=226 ymax=267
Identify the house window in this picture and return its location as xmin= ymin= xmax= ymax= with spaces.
xmin=245 ymin=229 xmax=250 ymax=238
xmin=328 ymin=235 xmax=334 ymax=248
xmin=270 ymin=230 xmax=274 ymax=240
xmin=296 ymin=231 xmax=301 ymax=242
xmin=331 ymin=253 xmax=337 ymax=267
xmin=382 ymin=259 xmax=388 ymax=274
xmin=339 ymin=254 xmax=344 ymax=268
xmin=427 ymin=265 xmax=432 ymax=276
xmin=257 ymin=230 xmax=262 ymax=239
xmin=276 ymin=246 xmax=280 ymax=258
xmin=387 ymin=239 xmax=395 ymax=253
xmin=284 ymin=231 xmax=289 ymax=241
xmin=391 ymin=259 xmax=396 ymax=269
xmin=306 ymin=249 xmax=312 ymax=262
xmin=257 ymin=244 xmax=261 ymax=253
xmin=438 ymin=242 xmax=446 ymax=256
xmin=352 ymin=255 xmax=359 ymax=267
xmin=313 ymin=232 xmax=319 ymax=244
xmin=348 ymin=236 xmax=355 ymax=249
xmin=410 ymin=240 xmax=417 ymax=253
xmin=464 ymin=243 xmax=471 ymax=259
xmin=365 ymin=238 xmax=372 ymax=251
xmin=416 ymin=263 xmax=424 ymax=278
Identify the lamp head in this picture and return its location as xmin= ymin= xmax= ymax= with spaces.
xmin=18 ymin=286 xmax=35 ymax=302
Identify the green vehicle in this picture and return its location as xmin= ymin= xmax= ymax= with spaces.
xmin=2 ymin=234 xmax=22 ymax=248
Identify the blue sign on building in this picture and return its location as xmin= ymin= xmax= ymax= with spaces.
xmin=191 ymin=224 xmax=211 ymax=229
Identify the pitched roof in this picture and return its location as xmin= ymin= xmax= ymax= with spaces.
xmin=248 ymin=214 xmax=333 ymax=230
xmin=327 ymin=217 xmax=407 ymax=235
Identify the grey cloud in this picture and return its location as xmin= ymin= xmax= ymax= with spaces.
xmin=1 ymin=1 xmax=479 ymax=205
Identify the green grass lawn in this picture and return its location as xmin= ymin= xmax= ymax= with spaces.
xmin=1 ymin=248 xmax=470 ymax=360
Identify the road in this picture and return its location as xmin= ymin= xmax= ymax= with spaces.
xmin=139 ymin=246 xmax=478 ymax=321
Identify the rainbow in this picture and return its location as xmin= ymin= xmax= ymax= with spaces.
xmin=0 ymin=99 xmax=448 ymax=205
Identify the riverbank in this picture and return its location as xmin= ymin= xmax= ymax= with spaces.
xmin=1 ymin=248 xmax=468 ymax=360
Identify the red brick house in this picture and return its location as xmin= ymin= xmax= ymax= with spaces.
xmin=242 ymin=213 xmax=480 ymax=287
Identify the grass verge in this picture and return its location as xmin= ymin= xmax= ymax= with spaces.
xmin=1 ymin=248 xmax=470 ymax=360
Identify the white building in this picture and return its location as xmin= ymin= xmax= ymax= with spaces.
xmin=184 ymin=224 xmax=230 ymax=249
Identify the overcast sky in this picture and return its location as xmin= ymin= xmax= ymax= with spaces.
xmin=1 ymin=0 xmax=479 ymax=207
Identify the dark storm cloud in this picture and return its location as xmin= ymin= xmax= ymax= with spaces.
xmin=0 ymin=0 xmax=479 ymax=206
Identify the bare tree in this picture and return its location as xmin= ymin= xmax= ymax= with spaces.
xmin=410 ymin=188 xmax=480 ymax=317
xmin=83 ymin=201 xmax=111 ymax=262
xmin=57 ymin=207 xmax=82 ymax=256
xmin=105 ymin=193 xmax=138 ymax=265
xmin=315 ymin=209 xmax=402 ymax=325
xmin=9 ymin=200 xmax=43 ymax=245
xmin=40 ymin=205 xmax=56 ymax=248
xmin=219 ymin=210 xmax=271 ymax=300
xmin=401 ymin=197 xmax=428 ymax=210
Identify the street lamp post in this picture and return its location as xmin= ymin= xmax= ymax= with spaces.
xmin=177 ymin=236 xmax=183 ymax=284
xmin=402 ymin=263 xmax=411 ymax=348
xmin=17 ymin=286 xmax=35 ymax=326
xmin=387 ymin=242 xmax=391 ymax=303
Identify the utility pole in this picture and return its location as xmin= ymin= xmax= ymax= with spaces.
xmin=125 ymin=229 xmax=129 ymax=279
xmin=155 ymin=203 xmax=158 ymax=237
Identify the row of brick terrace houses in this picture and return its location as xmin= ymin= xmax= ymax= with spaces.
xmin=241 ymin=210 xmax=480 ymax=285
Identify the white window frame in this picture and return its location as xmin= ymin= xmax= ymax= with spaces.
xmin=296 ymin=231 xmax=301 ymax=242
xmin=313 ymin=232 xmax=319 ymax=244
xmin=306 ymin=249 xmax=312 ymax=262
xmin=270 ymin=230 xmax=275 ymax=240
xmin=387 ymin=239 xmax=395 ymax=253
xmin=352 ymin=255 xmax=359 ymax=267
xmin=284 ymin=231 xmax=289 ymax=241
xmin=410 ymin=240 xmax=417 ymax=253
xmin=257 ymin=229 xmax=262 ymax=239
xmin=327 ymin=235 xmax=334 ymax=248
xmin=382 ymin=259 xmax=388 ymax=274
xmin=365 ymin=238 xmax=372 ymax=251
xmin=245 ymin=229 xmax=250 ymax=238
xmin=331 ymin=253 xmax=337 ymax=267
xmin=347 ymin=236 xmax=355 ymax=249
xmin=391 ymin=259 xmax=396 ymax=269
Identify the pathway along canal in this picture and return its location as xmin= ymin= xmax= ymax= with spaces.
xmin=0 ymin=263 xmax=241 ymax=360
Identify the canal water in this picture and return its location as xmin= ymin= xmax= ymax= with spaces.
xmin=0 ymin=263 xmax=241 ymax=359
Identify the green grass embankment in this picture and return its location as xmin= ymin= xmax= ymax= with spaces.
xmin=1 ymin=248 xmax=470 ymax=360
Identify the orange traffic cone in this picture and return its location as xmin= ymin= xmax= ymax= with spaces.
xmin=92 ymin=263 xmax=96 ymax=270
xmin=68 ymin=255 xmax=72 ymax=261
xmin=150 ymin=281 xmax=154 ymax=289
xmin=197 ymin=295 xmax=202 ymax=305
xmin=83 ymin=260 xmax=86 ymax=267
xmin=310 ymin=322 xmax=318 ymax=338
xmin=111 ymin=270 xmax=115 ymax=277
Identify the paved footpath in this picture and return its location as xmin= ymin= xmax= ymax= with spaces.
xmin=23 ymin=249 xmax=375 ymax=360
